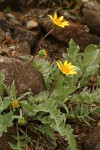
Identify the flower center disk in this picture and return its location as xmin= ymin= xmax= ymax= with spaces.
xmin=62 ymin=66 xmax=69 ymax=74
xmin=55 ymin=19 xmax=61 ymax=25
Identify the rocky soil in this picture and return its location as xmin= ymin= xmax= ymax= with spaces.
xmin=0 ymin=0 xmax=100 ymax=150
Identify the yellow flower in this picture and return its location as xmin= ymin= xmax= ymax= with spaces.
xmin=38 ymin=49 xmax=47 ymax=57
xmin=48 ymin=12 xmax=69 ymax=28
xmin=11 ymin=99 xmax=19 ymax=108
xmin=56 ymin=60 xmax=77 ymax=75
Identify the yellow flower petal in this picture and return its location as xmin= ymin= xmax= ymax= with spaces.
xmin=62 ymin=21 xmax=70 ymax=25
xmin=48 ymin=15 xmax=54 ymax=21
xmin=54 ymin=12 xmax=57 ymax=19
xmin=56 ymin=61 xmax=62 ymax=70
xmin=59 ymin=16 xmax=63 ymax=21
xmin=64 ymin=60 xmax=68 ymax=66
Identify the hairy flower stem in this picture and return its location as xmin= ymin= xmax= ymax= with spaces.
xmin=20 ymin=108 xmax=22 ymax=117
xmin=17 ymin=28 xmax=54 ymax=91
xmin=16 ymin=124 xmax=21 ymax=150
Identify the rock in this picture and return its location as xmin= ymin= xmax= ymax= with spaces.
xmin=82 ymin=0 xmax=89 ymax=2
xmin=84 ymin=128 xmax=100 ymax=150
xmin=41 ymin=38 xmax=66 ymax=60
xmin=0 ymin=56 xmax=45 ymax=95
xmin=18 ymin=41 xmax=31 ymax=55
xmin=0 ymin=41 xmax=31 ymax=56
xmin=6 ymin=13 xmax=22 ymax=26
xmin=0 ymin=17 xmax=13 ymax=46
xmin=0 ymin=12 xmax=40 ymax=54
xmin=13 ymin=27 xmax=41 ymax=47
xmin=82 ymin=0 xmax=100 ymax=36
xmin=0 ymin=126 xmax=16 ymax=150
xmin=0 ymin=0 xmax=16 ymax=9
xmin=26 ymin=20 xmax=38 ymax=29
xmin=17 ymin=0 xmax=38 ymax=9
xmin=0 ymin=18 xmax=13 ymax=31
xmin=29 ymin=8 xmax=50 ymax=18
xmin=0 ymin=28 xmax=5 ymax=43
xmin=0 ymin=14 xmax=13 ymax=43
xmin=0 ymin=0 xmax=38 ymax=10
xmin=41 ymin=18 xmax=100 ymax=51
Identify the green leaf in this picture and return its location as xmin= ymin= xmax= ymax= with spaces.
xmin=85 ymin=64 xmax=99 ymax=76
xmin=91 ymin=106 xmax=100 ymax=114
xmin=50 ymin=88 xmax=68 ymax=103
xmin=83 ymin=44 xmax=100 ymax=66
xmin=33 ymin=100 xmax=77 ymax=150
xmin=65 ymin=125 xmax=77 ymax=150
xmin=54 ymin=75 xmax=64 ymax=90
xmin=0 ymin=112 xmax=14 ymax=137
xmin=28 ymin=91 xmax=48 ymax=104
xmin=95 ymin=75 xmax=100 ymax=86
xmin=67 ymin=39 xmax=80 ymax=57
xmin=19 ymin=139 xmax=30 ymax=146
xmin=9 ymin=135 xmax=30 ymax=150
xmin=63 ymin=39 xmax=82 ymax=67
xmin=9 ymin=143 xmax=19 ymax=150
xmin=38 ymin=124 xmax=56 ymax=140
xmin=0 ymin=73 xmax=5 ymax=96
xmin=9 ymin=82 xmax=16 ymax=99
xmin=21 ymin=101 xmax=33 ymax=115
xmin=12 ymin=135 xmax=27 ymax=140
xmin=0 ymin=96 xmax=11 ymax=113
xmin=33 ymin=59 xmax=59 ymax=90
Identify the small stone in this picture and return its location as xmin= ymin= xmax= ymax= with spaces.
xmin=26 ymin=20 xmax=38 ymax=29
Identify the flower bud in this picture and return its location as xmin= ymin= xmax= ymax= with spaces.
xmin=38 ymin=49 xmax=47 ymax=57
xmin=18 ymin=117 xmax=26 ymax=126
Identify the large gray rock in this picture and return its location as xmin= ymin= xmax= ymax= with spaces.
xmin=0 ymin=56 xmax=45 ymax=95
xmin=82 ymin=0 xmax=100 ymax=36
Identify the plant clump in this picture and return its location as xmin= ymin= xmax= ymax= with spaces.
xmin=0 ymin=12 xmax=100 ymax=150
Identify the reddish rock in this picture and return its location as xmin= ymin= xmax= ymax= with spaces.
xmin=0 ymin=126 xmax=16 ymax=150
xmin=84 ymin=128 xmax=100 ymax=150
xmin=0 ymin=56 xmax=45 ymax=95
xmin=41 ymin=18 xmax=100 ymax=51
